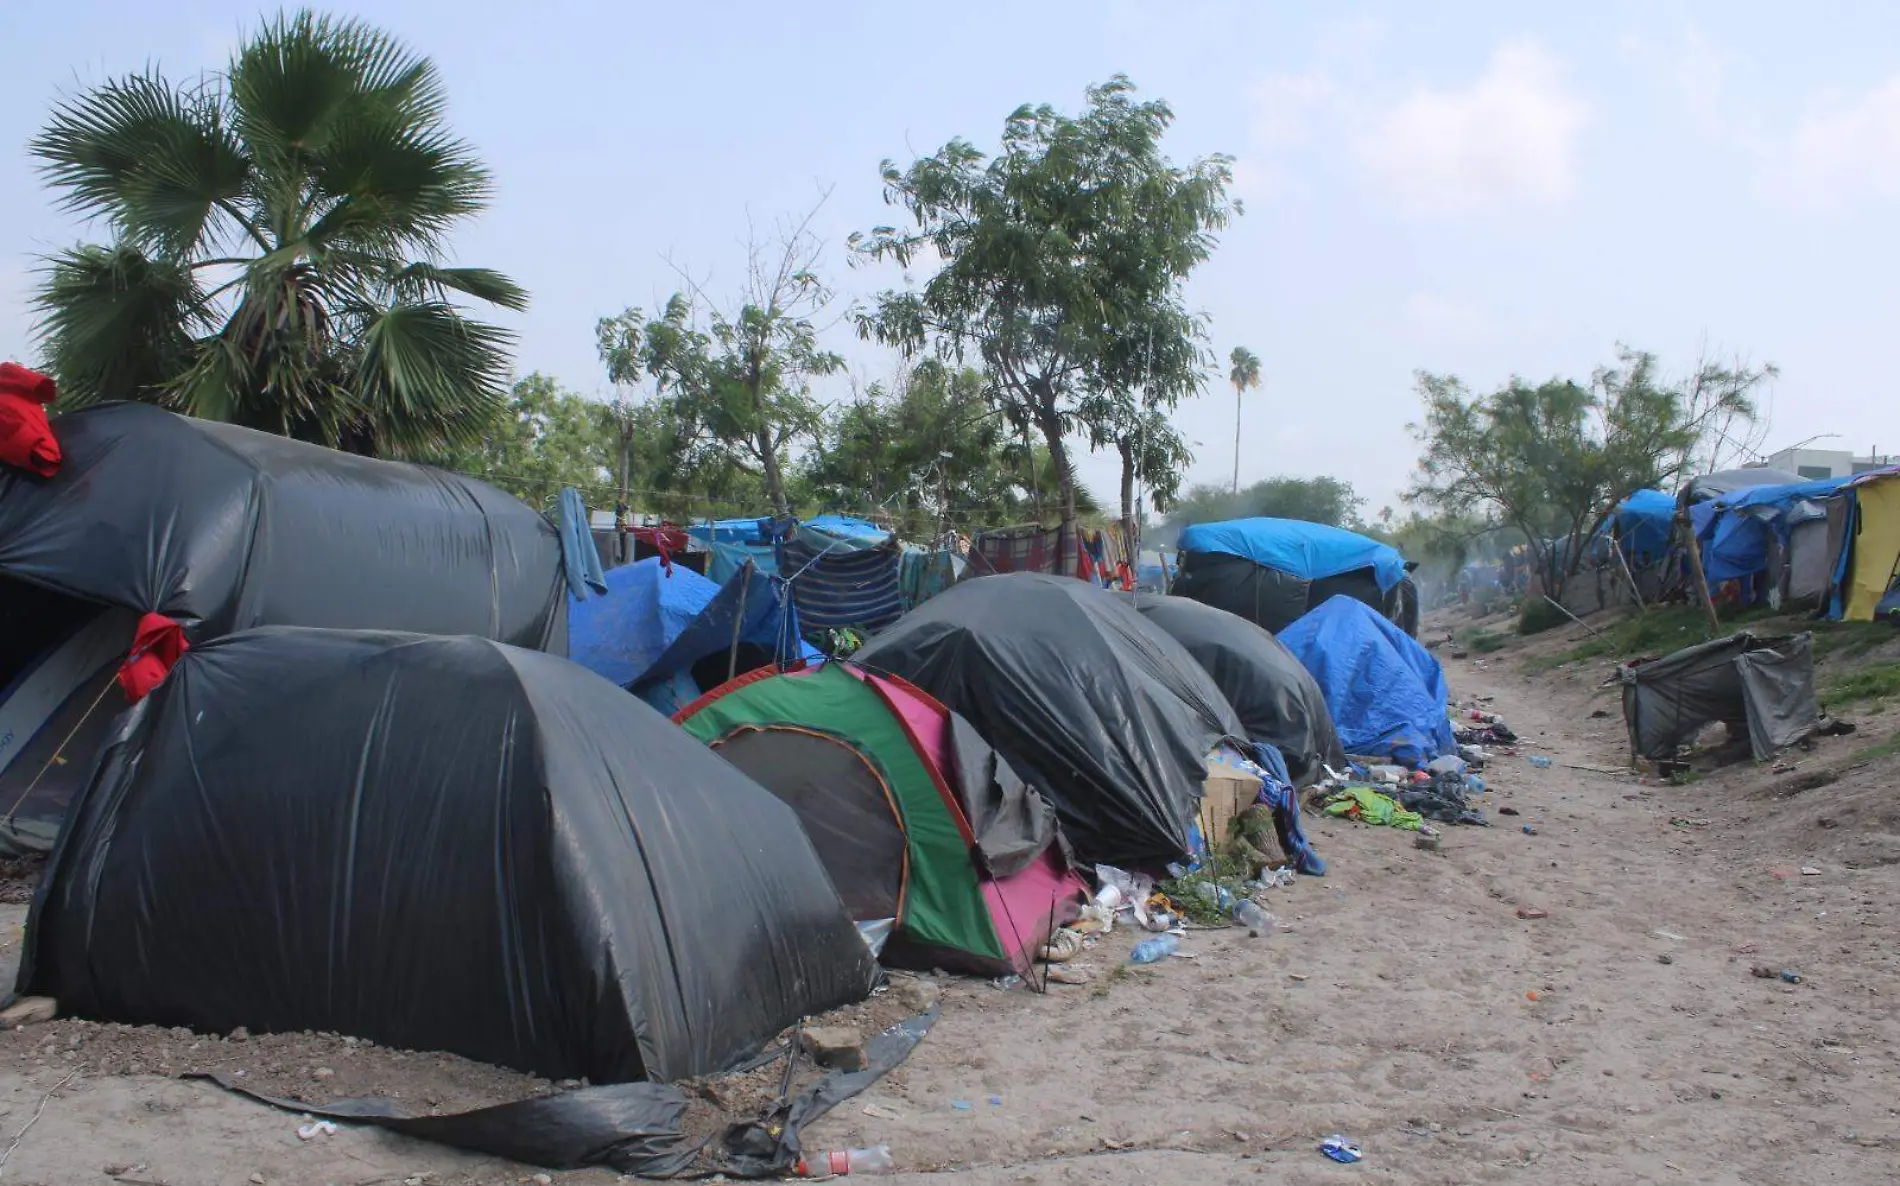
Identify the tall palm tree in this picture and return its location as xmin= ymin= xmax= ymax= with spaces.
xmin=1228 ymin=346 xmax=1261 ymax=493
xmin=30 ymin=11 xmax=526 ymax=456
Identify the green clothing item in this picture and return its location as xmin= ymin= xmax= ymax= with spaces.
xmin=1321 ymin=785 xmax=1424 ymax=831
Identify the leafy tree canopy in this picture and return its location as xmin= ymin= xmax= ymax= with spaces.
xmin=31 ymin=10 xmax=524 ymax=456
xmin=1164 ymin=475 xmax=1366 ymax=539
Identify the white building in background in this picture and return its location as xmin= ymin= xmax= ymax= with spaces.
xmin=1760 ymin=446 xmax=1895 ymax=481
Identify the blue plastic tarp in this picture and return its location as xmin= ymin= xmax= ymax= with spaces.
xmin=567 ymin=557 xmax=810 ymax=690
xmin=1278 ymin=596 xmax=1455 ymax=766
xmin=803 ymin=514 xmax=891 ymax=544
xmin=1702 ymin=511 xmax=1771 ymax=584
xmin=688 ymin=518 xmax=772 ymax=546
xmin=1177 ymin=518 xmax=1407 ymax=591
xmin=1614 ymin=490 xmax=1677 ymax=564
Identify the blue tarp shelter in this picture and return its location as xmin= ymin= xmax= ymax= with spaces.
xmin=1614 ymin=490 xmax=1677 ymax=565
xmin=1278 ymin=596 xmax=1455 ymax=766
xmin=567 ymin=559 xmax=814 ymax=707
xmin=802 ymin=514 xmax=891 ymax=545
xmin=689 ymin=518 xmax=772 ymax=546
xmin=1177 ymin=519 xmax=1407 ymax=591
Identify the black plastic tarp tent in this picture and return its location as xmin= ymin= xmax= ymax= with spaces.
xmin=18 ymin=628 xmax=875 ymax=1085
xmin=0 ymin=402 xmax=566 ymax=645
xmin=856 ymin=573 xmax=1248 ymax=868
xmin=0 ymin=403 xmax=567 ymax=855
xmin=1121 ymin=594 xmax=1345 ymax=787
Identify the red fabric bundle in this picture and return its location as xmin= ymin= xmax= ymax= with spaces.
xmin=0 ymin=362 xmax=60 ymax=477
xmin=117 ymin=613 xmax=190 ymax=703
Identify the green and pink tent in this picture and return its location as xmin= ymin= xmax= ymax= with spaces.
xmin=676 ymin=662 xmax=1085 ymax=975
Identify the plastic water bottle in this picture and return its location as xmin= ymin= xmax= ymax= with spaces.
xmin=1467 ymin=774 xmax=1487 ymax=794
xmin=1129 ymin=934 xmax=1179 ymax=963
xmin=1529 ymin=755 xmax=1553 ymax=769
xmin=1231 ymin=900 xmax=1275 ymax=937
xmin=796 ymin=1146 xmax=895 ymax=1176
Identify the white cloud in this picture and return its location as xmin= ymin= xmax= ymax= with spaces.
xmin=1353 ymin=40 xmax=1590 ymax=217
xmin=1763 ymin=76 xmax=1900 ymax=211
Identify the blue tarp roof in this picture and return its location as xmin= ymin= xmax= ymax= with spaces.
xmin=567 ymin=557 xmax=810 ymax=690
xmin=803 ymin=514 xmax=891 ymax=543
xmin=1278 ymin=596 xmax=1455 ymax=766
xmin=689 ymin=518 xmax=771 ymax=546
xmin=1614 ymin=489 xmax=1677 ymax=563
xmin=1177 ymin=518 xmax=1407 ymax=591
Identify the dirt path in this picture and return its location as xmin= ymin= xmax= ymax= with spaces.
xmin=0 ymin=633 xmax=1893 ymax=1184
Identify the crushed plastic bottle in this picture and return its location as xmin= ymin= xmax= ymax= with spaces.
xmin=1467 ymin=774 xmax=1487 ymax=794
xmin=1231 ymin=900 xmax=1275 ymax=937
xmin=1319 ymin=1134 xmax=1363 ymax=1163
xmin=1129 ymin=934 xmax=1180 ymax=964
xmin=795 ymin=1146 xmax=896 ymax=1176
xmin=1529 ymin=756 xmax=1553 ymax=769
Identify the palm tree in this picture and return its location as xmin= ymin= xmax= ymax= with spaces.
xmin=30 ymin=11 xmax=526 ymax=456
xmin=1228 ymin=346 xmax=1261 ymax=493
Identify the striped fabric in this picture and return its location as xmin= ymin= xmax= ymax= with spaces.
xmin=779 ymin=532 xmax=904 ymax=632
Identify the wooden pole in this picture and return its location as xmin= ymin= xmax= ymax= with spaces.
xmin=1612 ymin=534 xmax=1649 ymax=614
xmin=1676 ymin=496 xmax=1722 ymax=635
xmin=727 ymin=559 xmax=754 ymax=683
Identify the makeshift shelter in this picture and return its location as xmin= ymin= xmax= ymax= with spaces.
xmin=1173 ymin=518 xmax=1410 ymax=635
xmin=1829 ymin=470 xmax=1900 ymax=621
xmin=1619 ymin=632 xmax=1818 ymax=761
xmin=1614 ymin=490 xmax=1678 ymax=566
xmin=779 ymin=526 xmax=904 ymax=636
xmin=0 ymin=402 xmax=566 ymax=855
xmin=1121 ymin=594 xmax=1344 ymax=787
xmin=1277 ymin=596 xmax=1456 ymax=767
xmin=19 ymin=628 xmax=874 ymax=1085
xmin=856 ymin=573 xmax=1249 ymax=868
xmin=565 ymin=557 xmax=815 ymax=714
xmin=677 ymin=662 xmax=1085 ymax=975
xmin=1684 ymin=468 xmax=1801 ymax=503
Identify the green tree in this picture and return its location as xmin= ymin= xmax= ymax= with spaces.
xmin=1166 ymin=475 xmax=1364 ymax=537
xmin=635 ymin=211 xmax=842 ymax=516
xmin=1407 ymin=347 xmax=1775 ymax=599
xmin=854 ymin=76 xmax=1234 ymax=569
xmin=31 ymin=11 xmax=525 ymax=456
xmin=443 ymin=374 xmax=608 ymax=511
xmin=1227 ymin=347 xmax=1261 ymax=493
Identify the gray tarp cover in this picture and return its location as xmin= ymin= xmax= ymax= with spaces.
xmin=856 ymin=573 xmax=1248 ymax=868
xmin=1120 ymin=593 xmax=1345 ymax=786
xmin=0 ymin=402 xmax=566 ymax=648
xmin=19 ymin=628 xmax=874 ymax=1085
xmin=1619 ymin=632 xmax=1817 ymax=761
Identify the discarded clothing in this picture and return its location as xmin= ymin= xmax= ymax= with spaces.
xmin=1397 ymin=775 xmax=1488 ymax=826
xmin=1319 ymin=785 xmax=1424 ymax=831
xmin=1455 ymin=724 xmax=1518 ymax=746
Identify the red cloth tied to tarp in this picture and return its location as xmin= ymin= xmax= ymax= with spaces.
xmin=117 ymin=613 xmax=189 ymax=702
xmin=0 ymin=362 xmax=61 ymax=477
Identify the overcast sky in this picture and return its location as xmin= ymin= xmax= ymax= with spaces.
xmin=3 ymin=1 xmax=1895 ymax=514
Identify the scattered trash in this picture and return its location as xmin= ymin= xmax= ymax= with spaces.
xmin=1499 ymin=806 xmax=1521 ymax=816
xmin=988 ymin=975 xmax=1021 ymax=991
xmin=1522 ymin=824 xmax=1538 ymax=835
xmin=1045 ymin=966 xmax=1092 ymax=986
xmin=1669 ymin=817 xmax=1710 ymax=828
xmin=1038 ymin=929 xmax=1083 ymax=963
xmin=988 ymin=1096 xmax=1003 ymax=1107
xmin=1516 ymin=907 xmax=1548 ymax=920
xmin=1652 ymin=930 xmax=1687 ymax=941
xmin=1231 ymin=900 xmax=1275 ymax=937
xmin=1319 ymin=1134 xmax=1364 ymax=1163
xmin=1750 ymin=965 xmax=1777 ymax=979
xmin=1590 ymin=709 xmax=1611 ymax=718
xmin=862 ymin=1104 xmax=905 ymax=1121
xmin=1800 ymin=866 xmax=1822 ymax=877
xmin=951 ymin=1100 xmax=972 ymax=1112
xmin=1656 ymin=953 xmax=1674 ymax=965
xmin=1413 ymin=833 xmax=1441 ymax=852
xmin=795 ymin=1146 xmax=895 ymax=1176
xmin=1781 ymin=969 xmax=1803 ymax=984
xmin=1129 ymin=934 xmax=1180 ymax=964
xmin=1529 ymin=756 xmax=1553 ymax=769
xmin=296 ymin=1121 xmax=337 ymax=1141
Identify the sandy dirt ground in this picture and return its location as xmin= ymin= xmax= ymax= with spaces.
xmin=0 ymin=608 xmax=1894 ymax=1184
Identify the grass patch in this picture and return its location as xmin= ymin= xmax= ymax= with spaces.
xmin=1666 ymin=768 xmax=1701 ymax=786
xmin=1517 ymin=598 xmax=1570 ymax=635
xmin=1821 ymin=661 xmax=1900 ymax=710
xmin=1852 ymin=728 xmax=1900 ymax=764
xmin=1810 ymin=620 xmax=1898 ymax=663
xmin=1158 ymin=853 xmax=1256 ymax=925
xmin=1459 ymin=626 xmax=1511 ymax=654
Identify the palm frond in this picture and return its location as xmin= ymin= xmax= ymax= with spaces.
xmin=384 ymin=262 xmax=527 ymax=311
xmin=353 ymin=299 xmax=512 ymax=454
xmin=33 ymin=244 xmax=207 ymax=406
xmin=306 ymin=115 xmax=490 ymax=253
xmin=32 ymin=73 xmax=250 ymax=256
xmin=227 ymin=11 xmax=363 ymax=159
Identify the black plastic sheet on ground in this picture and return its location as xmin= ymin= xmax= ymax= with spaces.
xmin=190 ymin=1009 xmax=939 ymax=1179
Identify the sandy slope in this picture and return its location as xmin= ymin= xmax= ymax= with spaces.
xmin=0 ymin=615 xmax=1892 ymax=1184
